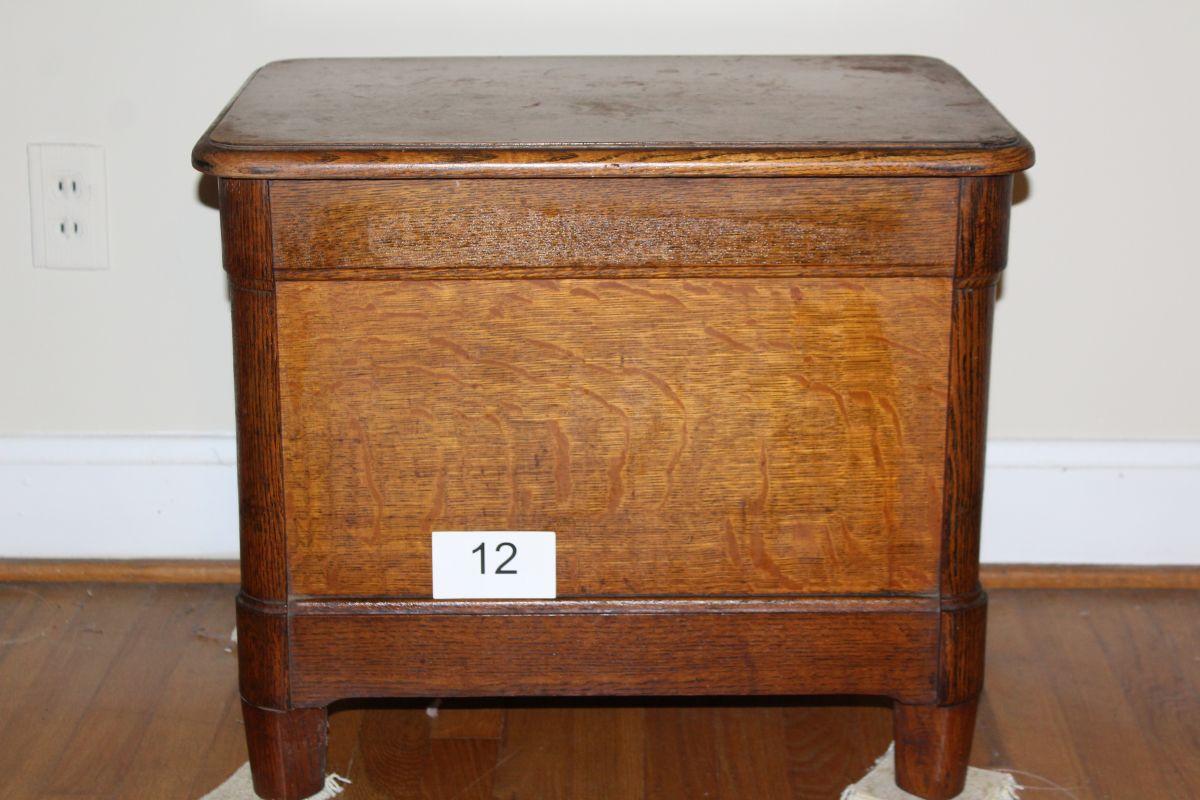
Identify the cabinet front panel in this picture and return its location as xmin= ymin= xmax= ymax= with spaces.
xmin=269 ymin=178 xmax=958 ymax=275
xmin=278 ymin=277 xmax=951 ymax=597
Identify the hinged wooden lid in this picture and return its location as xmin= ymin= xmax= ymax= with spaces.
xmin=193 ymin=56 xmax=1033 ymax=179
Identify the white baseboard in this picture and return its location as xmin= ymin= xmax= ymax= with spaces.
xmin=981 ymin=440 xmax=1199 ymax=565
xmin=0 ymin=435 xmax=239 ymax=559
xmin=1 ymin=435 xmax=1197 ymax=564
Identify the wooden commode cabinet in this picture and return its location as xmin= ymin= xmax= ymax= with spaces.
xmin=194 ymin=56 xmax=1033 ymax=800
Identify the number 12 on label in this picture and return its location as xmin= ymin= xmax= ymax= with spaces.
xmin=471 ymin=541 xmax=518 ymax=574
xmin=432 ymin=531 xmax=556 ymax=599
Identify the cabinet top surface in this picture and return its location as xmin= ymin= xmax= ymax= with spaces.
xmin=194 ymin=56 xmax=1033 ymax=179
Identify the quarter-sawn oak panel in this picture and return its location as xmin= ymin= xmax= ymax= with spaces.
xmin=278 ymin=277 xmax=951 ymax=597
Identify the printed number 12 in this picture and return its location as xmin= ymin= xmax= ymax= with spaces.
xmin=471 ymin=542 xmax=518 ymax=575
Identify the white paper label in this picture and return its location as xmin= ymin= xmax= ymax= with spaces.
xmin=431 ymin=531 xmax=557 ymax=599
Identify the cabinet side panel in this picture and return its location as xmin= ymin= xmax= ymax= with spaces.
xmin=278 ymin=277 xmax=951 ymax=598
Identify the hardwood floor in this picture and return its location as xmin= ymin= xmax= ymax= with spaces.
xmin=0 ymin=584 xmax=1195 ymax=799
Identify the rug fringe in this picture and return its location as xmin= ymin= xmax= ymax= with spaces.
xmin=841 ymin=743 xmax=1021 ymax=799
xmin=309 ymin=773 xmax=351 ymax=799
xmin=198 ymin=764 xmax=351 ymax=800
xmin=840 ymin=745 xmax=896 ymax=800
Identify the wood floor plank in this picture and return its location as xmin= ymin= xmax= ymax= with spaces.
xmin=569 ymin=707 xmax=644 ymax=800
xmin=1012 ymin=590 xmax=1180 ymax=799
xmin=114 ymin=585 xmax=241 ymax=799
xmin=41 ymin=584 xmax=218 ymax=797
xmin=490 ymin=706 xmax=574 ymax=800
xmin=0 ymin=584 xmax=161 ymax=798
xmin=430 ymin=703 xmax=506 ymax=740
xmin=1141 ymin=591 xmax=1200 ymax=699
xmin=783 ymin=698 xmax=892 ymax=799
xmin=327 ymin=708 xmax=504 ymax=800
xmin=968 ymin=692 xmax=1008 ymax=772
xmin=186 ymin=688 xmax=249 ymax=798
xmin=644 ymin=704 xmax=792 ymax=800
xmin=0 ymin=583 xmax=60 ymax=651
xmin=349 ymin=706 xmax=432 ymax=799
xmin=0 ymin=584 xmax=90 ymax=728
xmin=425 ymin=738 xmax=502 ymax=800
xmin=967 ymin=590 xmax=1092 ymax=796
xmin=1110 ymin=592 xmax=1200 ymax=795
xmin=325 ymin=707 xmax=368 ymax=784
xmin=491 ymin=705 xmax=645 ymax=800
xmin=0 ymin=584 xmax=95 ymax=795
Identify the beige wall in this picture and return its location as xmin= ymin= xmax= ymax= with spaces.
xmin=2 ymin=0 xmax=1197 ymax=438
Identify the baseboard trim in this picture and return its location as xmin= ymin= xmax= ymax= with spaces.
xmin=0 ymin=558 xmax=240 ymax=584
xmin=981 ymin=563 xmax=1200 ymax=590
xmin=1 ymin=559 xmax=1196 ymax=590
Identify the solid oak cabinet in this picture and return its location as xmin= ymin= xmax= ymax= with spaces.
xmin=194 ymin=56 xmax=1033 ymax=800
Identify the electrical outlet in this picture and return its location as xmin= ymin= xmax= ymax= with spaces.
xmin=28 ymin=144 xmax=109 ymax=270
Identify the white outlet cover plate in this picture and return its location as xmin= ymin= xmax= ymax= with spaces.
xmin=28 ymin=143 xmax=109 ymax=270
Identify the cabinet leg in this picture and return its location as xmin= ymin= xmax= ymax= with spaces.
xmin=892 ymin=697 xmax=978 ymax=800
xmin=242 ymin=699 xmax=328 ymax=800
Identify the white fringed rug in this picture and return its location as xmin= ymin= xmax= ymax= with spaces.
xmin=843 ymin=745 xmax=1020 ymax=800
xmin=199 ymin=764 xmax=349 ymax=800
xmin=200 ymin=744 xmax=1019 ymax=800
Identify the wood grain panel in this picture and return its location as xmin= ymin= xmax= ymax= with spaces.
xmin=288 ymin=605 xmax=939 ymax=706
xmin=277 ymin=277 xmax=951 ymax=597
xmin=269 ymin=178 xmax=958 ymax=273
